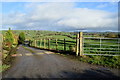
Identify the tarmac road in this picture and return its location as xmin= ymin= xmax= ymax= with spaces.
xmin=2 ymin=45 xmax=120 ymax=79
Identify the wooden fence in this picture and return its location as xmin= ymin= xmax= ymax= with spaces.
xmin=29 ymin=38 xmax=71 ymax=52
xmin=28 ymin=32 xmax=120 ymax=56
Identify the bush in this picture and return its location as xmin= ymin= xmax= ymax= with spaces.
xmin=18 ymin=32 xmax=25 ymax=44
xmin=4 ymin=28 xmax=14 ymax=50
xmin=106 ymin=33 xmax=118 ymax=38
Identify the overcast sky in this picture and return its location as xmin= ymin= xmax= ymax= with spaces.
xmin=1 ymin=2 xmax=119 ymax=32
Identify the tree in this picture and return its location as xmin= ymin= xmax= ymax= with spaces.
xmin=18 ymin=32 xmax=25 ymax=44
xmin=106 ymin=33 xmax=118 ymax=38
xmin=4 ymin=28 xmax=14 ymax=50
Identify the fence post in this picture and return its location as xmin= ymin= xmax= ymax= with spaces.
xmin=48 ymin=38 xmax=50 ymax=49
xmin=76 ymin=33 xmax=79 ymax=56
xmin=79 ymin=32 xmax=83 ymax=56
xmin=64 ymin=39 xmax=66 ymax=51
xmin=56 ymin=39 xmax=58 ymax=50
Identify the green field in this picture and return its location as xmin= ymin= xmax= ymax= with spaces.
xmin=2 ymin=30 xmax=120 ymax=68
xmin=2 ymin=30 xmax=119 ymax=55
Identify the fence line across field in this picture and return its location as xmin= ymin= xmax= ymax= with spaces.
xmin=27 ymin=32 xmax=120 ymax=56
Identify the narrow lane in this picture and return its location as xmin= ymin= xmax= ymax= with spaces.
xmin=3 ymin=46 xmax=120 ymax=79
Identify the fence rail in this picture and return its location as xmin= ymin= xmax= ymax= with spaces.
xmin=28 ymin=32 xmax=120 ymax=56
xmin=83 ymin=37 xmax=120 ymax=56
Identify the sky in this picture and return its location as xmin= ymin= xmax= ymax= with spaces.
xmin=1 ymin=2 xmax=119 ymax=32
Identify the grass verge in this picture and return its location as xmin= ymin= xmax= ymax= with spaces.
xmin=2 ymin=46 xmax=18 ymax=72
xmin=22 ymin=46 xmax=36 ymax=53
xmin=0 ymin=65 xmax=10 ymax=73
xmin=56 ymin=52 xmax=120 ymax=69
xmin=79 ymin=55 xmax=120 ymax=69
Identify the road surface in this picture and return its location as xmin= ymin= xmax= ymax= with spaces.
xmin=3 ymin=45 xmax=120 ymax=79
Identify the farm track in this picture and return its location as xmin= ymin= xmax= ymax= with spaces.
xmin=2 ymin=45 xmax=120 ymax=79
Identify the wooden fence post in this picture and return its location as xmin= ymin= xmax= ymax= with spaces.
xmin=56 ymin=39 xmax=58 ymax=50
xmin=48 ymin=38 xmax=50 ymax=49
xmin=76 ymin=33 xmax=79 ymax=56
xmin=64 ymin=39 xmax=66 ymax=51
xmin=79 ymin=32 xmax=83 ymax=56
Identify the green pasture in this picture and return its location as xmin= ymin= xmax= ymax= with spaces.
xmin=2 ymin=30 xmax=119 ymax=55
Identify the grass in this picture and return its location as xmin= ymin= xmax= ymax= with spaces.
xmin=22 ymin=46 xmax=36 ymax=53
xmin=33 ymin=37 xmax=119 ymax=55
xmin=27 ymin=31 xmax=119 ymax=68
xmin=2 ymin=46 xmax=18 ymax=72
xmin=79 ymin=55 xmax=120 ymax=68
xmin=2 ymin=30 xmax=120 ymax=68
xmin=32 ymin=39 xmax=76 ymax=51
xmin=0 ymin=65 xmax=10 ymax=73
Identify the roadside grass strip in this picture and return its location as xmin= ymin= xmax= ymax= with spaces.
xmin=12 ymin=53 xmax=46 ymax=57
xmin=25 ymin=53 xmax=33 ymax=56
xmin=44 ymin=51 xmax=54 ymax=54
xmin=22 ymin=46 xmax=36 ymax=53
xmin=36 ymin=53 xmax=45 ymax=55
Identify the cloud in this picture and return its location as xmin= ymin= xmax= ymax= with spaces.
xmin=97 ymin=3 xmax=108 ymax=8
xmin=2 ymin=2 xmax=118 ymax=32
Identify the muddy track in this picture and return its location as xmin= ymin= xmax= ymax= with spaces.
xmin=2 ymin=45 xmax=120 ymax=79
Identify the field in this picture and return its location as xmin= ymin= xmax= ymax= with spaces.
xmin=2 ymin=30 xmax=119 ymax=55
xmin=2 ymin=30 xmax=120 ymax=68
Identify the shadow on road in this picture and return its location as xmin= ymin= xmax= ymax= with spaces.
xmin=2 ymin=68 xmax=120 ymax=80
xmin=31 ymin=46 xmax=76 ymax=56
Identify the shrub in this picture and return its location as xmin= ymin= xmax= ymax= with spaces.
xmin=4 ymin=28 xmax=14 ymax=50
xmin=106 ymin=33 xmax=118 ymax=38
xmin=18 ymin=32 xmax=25 ymax=44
